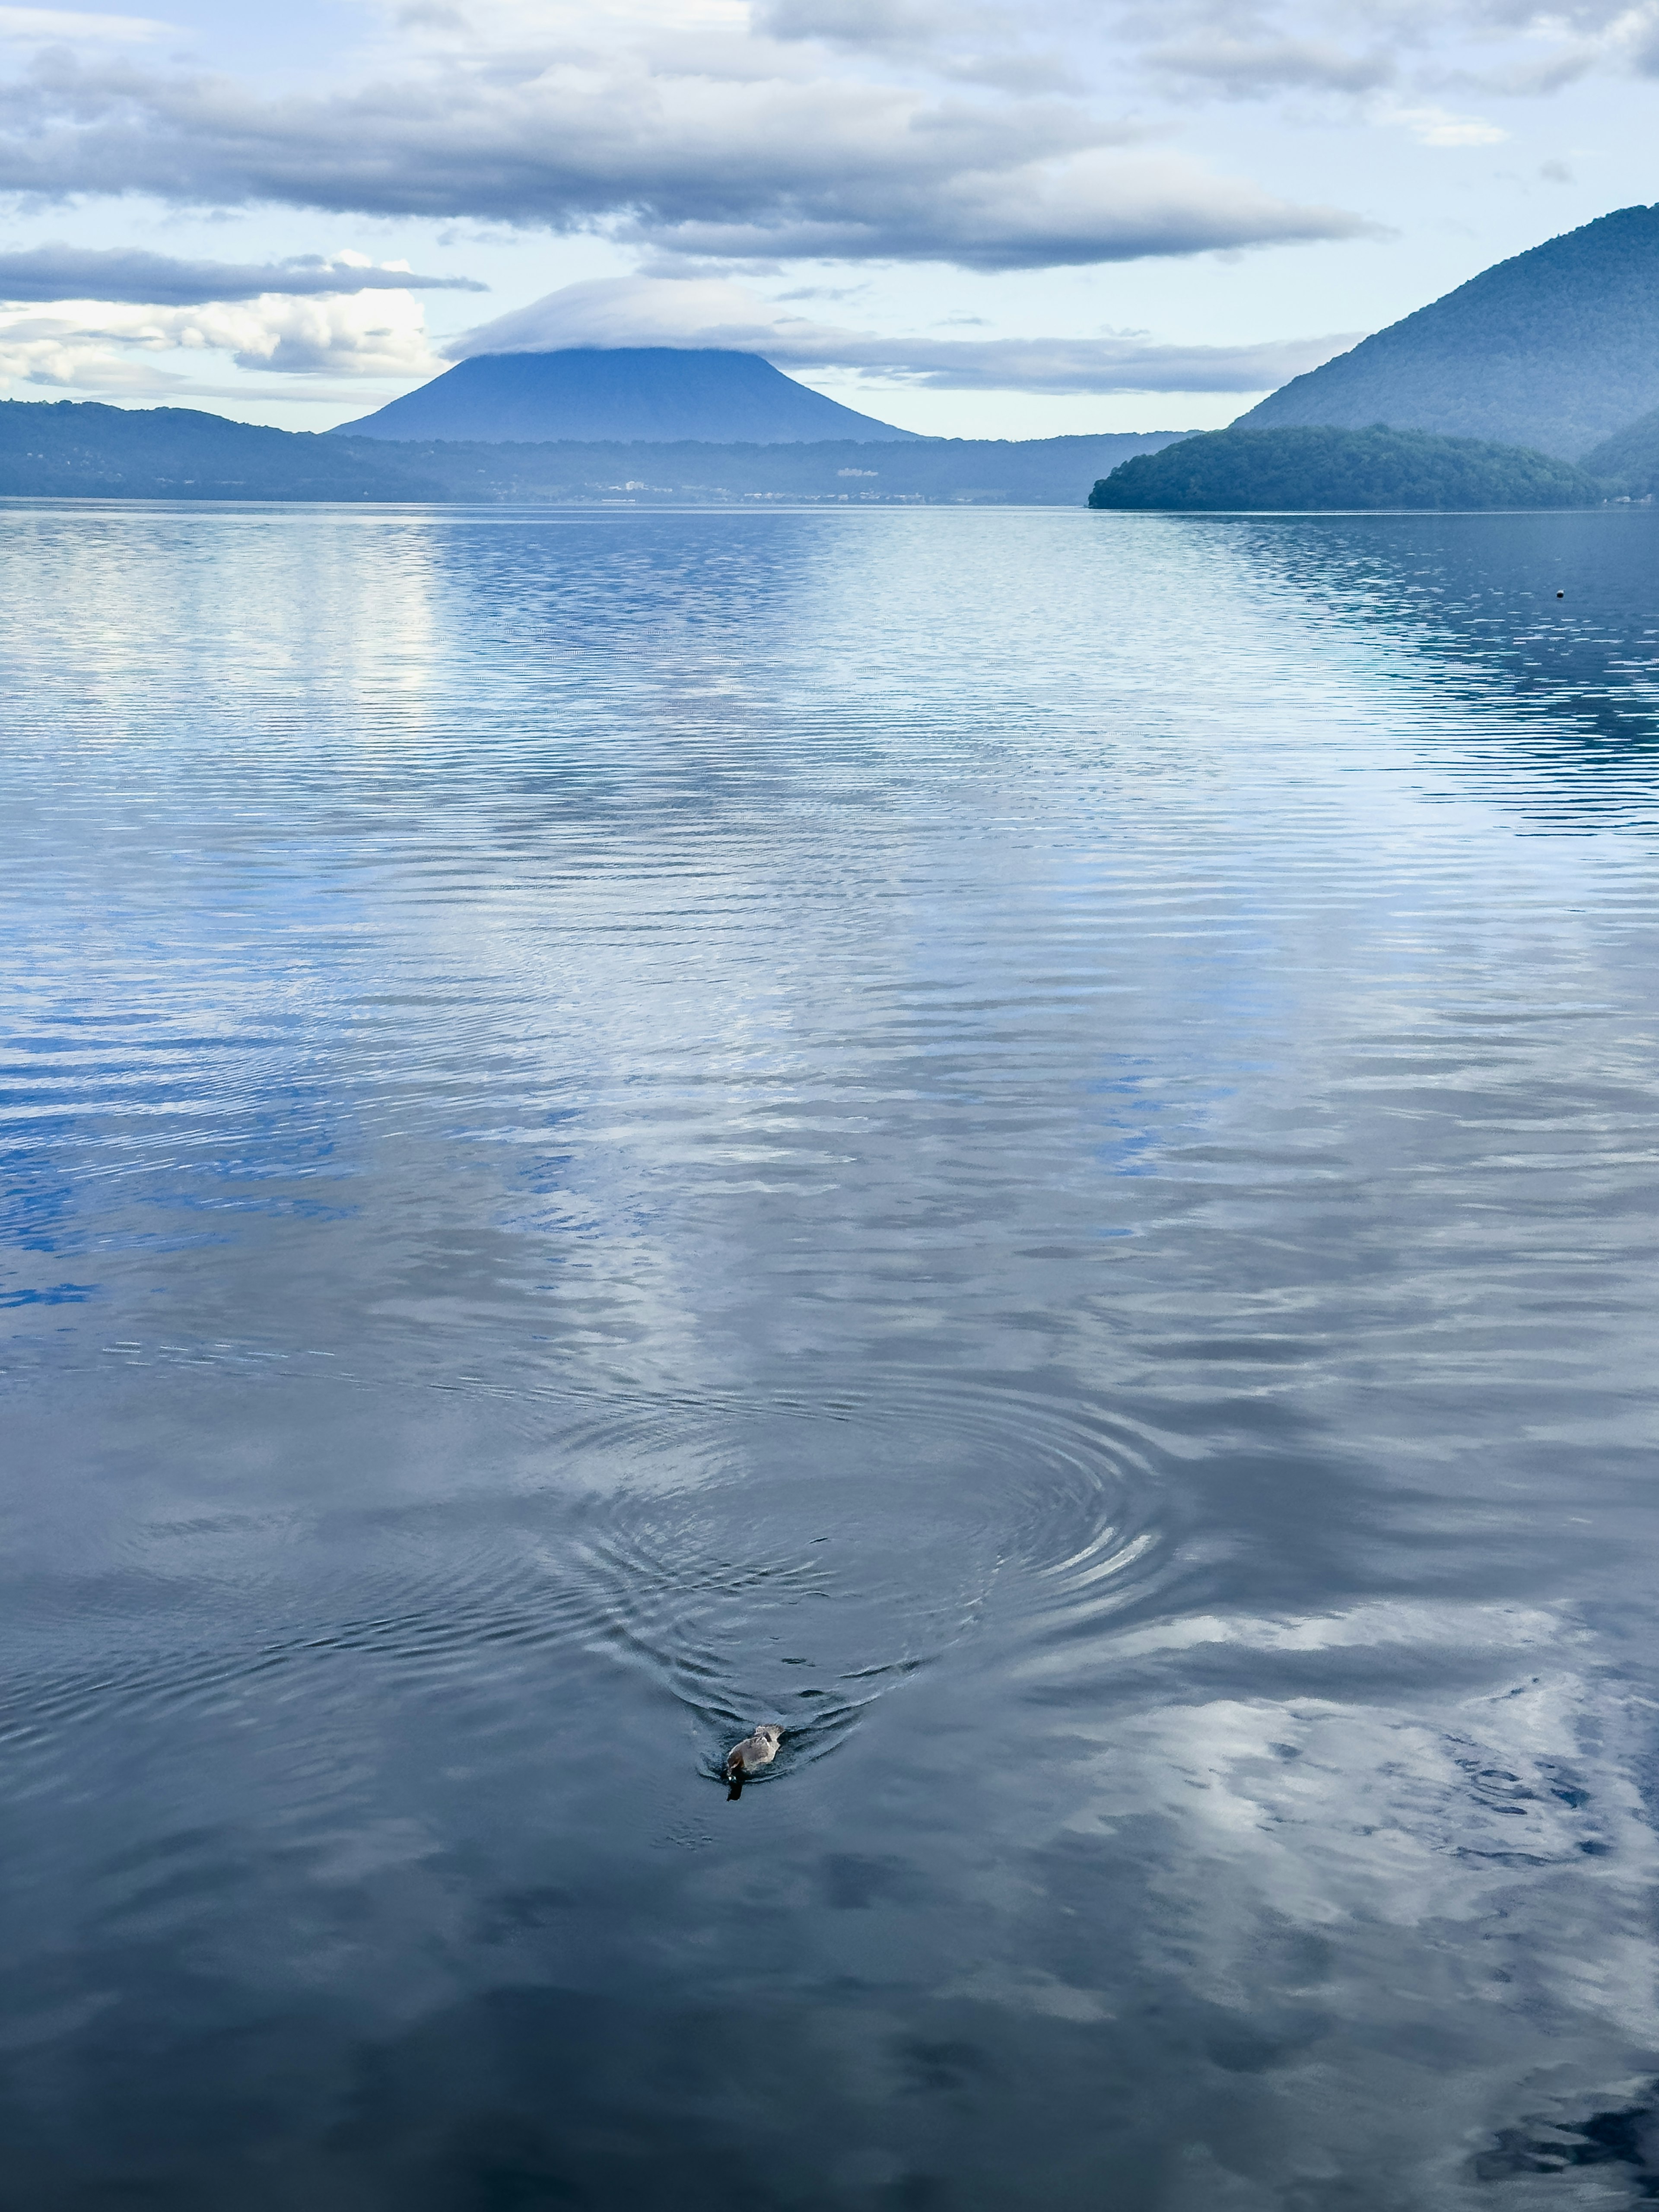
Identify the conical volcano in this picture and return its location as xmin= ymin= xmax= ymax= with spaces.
xmin=336 ymin=347 xmax=920 ymax=445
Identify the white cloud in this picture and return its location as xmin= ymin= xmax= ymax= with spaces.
xmin=0 ymin=40 xmax=1368 ymax=271
xmin=0 ymin=5 xmax=171 ymax=40
xmin=1386 ymin=101 xmax=1510 ymax=144
xmin=1145 ymin=35 xmax=1398 ymax=97
xmin=1120 ymin=0 xmax=1648 ymax=108
xmin=0 ymin=288 xmax=442 ymax=388
xmin=753 ymin=0 xmax=1076 ymax=91
xmin=0 ymin=244 xmax=485 ymax=304
xmin=448 ymin=273 xmax=1362 ymax=393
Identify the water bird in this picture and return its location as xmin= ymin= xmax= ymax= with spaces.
xmin=725 ymin=1723 xmax=782 ymax=1800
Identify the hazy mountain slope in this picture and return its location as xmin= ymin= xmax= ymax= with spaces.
xmin=337 ymin=348 xmax=918 ymax=444
xmin=1090 ymin=425 xmax=1602 ymax=511
xmin=1577 ymin=407 xmax=1659 ymax=494
xmin=1237 ymin=205 xmax=1659 ymax=458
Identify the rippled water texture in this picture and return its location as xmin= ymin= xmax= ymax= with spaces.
xmin=4 ymin=505 xmax=1659 ymax=2210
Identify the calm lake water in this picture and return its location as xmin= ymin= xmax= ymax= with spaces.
xmin=4 ymin=503 xmax=1659 ymax=2210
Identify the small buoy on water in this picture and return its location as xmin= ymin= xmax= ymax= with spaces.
xmin=724 ymin=1723 xmax=782 ymax=1800
xmin=1557 ymin=590 xmax=1565 ymax=598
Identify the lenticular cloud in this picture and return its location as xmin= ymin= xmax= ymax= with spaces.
xmin=446 ymin=275 xmax=1360 ymax=397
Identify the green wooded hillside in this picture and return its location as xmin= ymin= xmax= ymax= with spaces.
xmin=1089 ymin=425 xmax=1604 ymax=512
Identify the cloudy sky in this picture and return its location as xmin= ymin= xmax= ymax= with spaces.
xmin=0 ymin=0 xmax=1652 ymax=435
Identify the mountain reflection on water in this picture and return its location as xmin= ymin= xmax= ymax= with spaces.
xmin=3 ymin=504 xmax=1658 ymax=2211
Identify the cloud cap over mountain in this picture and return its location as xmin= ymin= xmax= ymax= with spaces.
xmin=448 ymin=276 xmax=1360 ymax=396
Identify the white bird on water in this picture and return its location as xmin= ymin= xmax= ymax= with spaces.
xmin=725 ymin=1723 xmax=782 ymax=1798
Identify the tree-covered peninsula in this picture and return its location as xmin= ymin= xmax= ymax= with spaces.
xmin=1088 ymin=425 xmax=1605 ymax=512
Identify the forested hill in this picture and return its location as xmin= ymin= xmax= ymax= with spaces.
xmin=1089 ymin=425 xmax=1605 ymax=511
xmin=1236 ymin=204 xmax=1659 ymax=459
xmin=0 ymin=400 xmax=1190 ymax=503
xmin=0 ymin=400 xmax=444 ymax=499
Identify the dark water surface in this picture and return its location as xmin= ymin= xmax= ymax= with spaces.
xmin=4 ymin=504 xmax=1659 ymax=2210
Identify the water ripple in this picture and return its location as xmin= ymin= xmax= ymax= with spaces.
xmin=3 ymin=505 xmax=1659 ymax=2203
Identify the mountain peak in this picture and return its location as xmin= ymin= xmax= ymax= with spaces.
xmin=1239 ymin=203 xmax=1659 ymax=459
xmin=335 ymin=346 xmax=921 ymax=445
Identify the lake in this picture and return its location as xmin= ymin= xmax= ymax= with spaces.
xmin=3 ymin=502 xmax=1658 ymax=2210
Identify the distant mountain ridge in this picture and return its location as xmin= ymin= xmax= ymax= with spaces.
xmin=1239 ymin=205 xmax=1659 ymax=458
xmin=337 ymin=347 xmax=920 ymax=445
xmin=330 ymin=429 xmax=1192 ymax=503
xmin=0 ymin=398 xmax=1188 ymax=502
xmin=0 ymin=400 xmax=440 ymax=500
